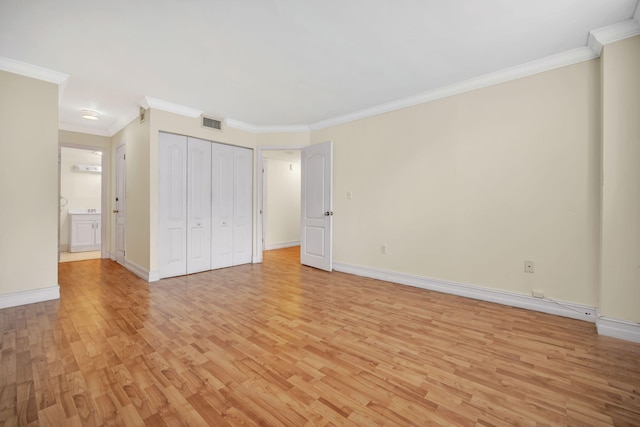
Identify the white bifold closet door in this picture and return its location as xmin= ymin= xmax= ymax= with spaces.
xmin=211 ymin=144 xmax=253 ymax=269
xmin=158 ymin=133 xmax=212 ymax=278
xmin=158 ymin=133 xmax=188 ymax=279
xmin=232 ymin=147 xmax=253 ymax=265
xmin=186 ymin=137 xmax=212 ymax=274
xmin=159 ymin=132 xmax=252 ymax=278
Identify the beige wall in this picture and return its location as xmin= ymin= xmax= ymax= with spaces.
xmin=59 ymin=129 xmax=111 ymax=149
xmin=111 ymin=114 xmax=151 ymax=269
xmin=256 ymin=132 xmax=310 ymax=147
xmin=264 ymin=158 xmax=301 ymax=248
xmin=312 ymin=59 xmax=601 ymax=306
xmin=0 ymin=71 xmax=59 ymax=294
xmin=600 ymin=35 xmax=640 ymax=323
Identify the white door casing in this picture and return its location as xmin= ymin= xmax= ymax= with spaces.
xmin=158 ymin=133 xmax=188 ymax=278
xmin=115 ymin=144 xmax=126 ymax=265
xmin=187 ymin=137 xmax=212 ymax=274
xmin=301 ymin=141 xmax=333 ymax=271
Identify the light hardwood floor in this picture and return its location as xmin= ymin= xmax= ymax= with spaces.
xmin=1 ymin=247 xmax=639 ymax=426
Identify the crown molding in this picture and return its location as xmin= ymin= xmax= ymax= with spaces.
xmin=143 ymin=96 xmax=202 ymax=118
xmin=107 ymin=106 xmax=140 ymax=136
xmin=59 ymin=122 xmax=110 ymax=137
xmin=0 ymin=56 xmax=69 ymax=85
xmin=588 ymin=18 xmax=640 ymax=56
xmin=309 ymin=46 xmax=597 ymax=131
xmin=225 ymin=118 xmax=310 ymax=134
xmin=108 ymin=16 xmax=640 ymax=136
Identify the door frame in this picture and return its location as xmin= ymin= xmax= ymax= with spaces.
xmin=58 ymin=143 xmax=109 ymax=259
xmin=115 ymin=143 xmax=126 ymax=265
xmin=255 ymin=145 xmax=305 ymax=263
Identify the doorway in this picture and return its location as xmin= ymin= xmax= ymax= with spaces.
xmin=262 ymin=150 xmax=301 ymax=252
xmin=257 ymin=142 xmax=333 ymax=270
xmin=58 ymin=145 xmax=107 ymax=262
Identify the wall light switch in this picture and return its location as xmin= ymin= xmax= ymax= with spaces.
xmin=347 ymin=191 xmax=353 ymax=200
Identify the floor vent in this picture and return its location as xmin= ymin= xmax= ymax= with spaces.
xmin=202 ymin=115 xmax=223 ymax=131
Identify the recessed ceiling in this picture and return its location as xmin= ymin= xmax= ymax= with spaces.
xmin=0 ymin=0 xmax=638 ymax=135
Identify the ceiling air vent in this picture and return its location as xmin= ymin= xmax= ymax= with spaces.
xmin=202 ymin=115 xmax=223 ymax=131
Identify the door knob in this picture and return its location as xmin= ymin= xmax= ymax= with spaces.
xmin=324 ymin=211 xmax=333 ymax=216
xmin=113 ymin=209 xmax=119 ymax=213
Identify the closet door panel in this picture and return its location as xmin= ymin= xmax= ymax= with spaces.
xmin=211 ymin=143 xmax=234 ymax=269
xmin=233 ymin=147 xmax=253 ymax=266
xmin=158 ymin=133 xmax=188 ymax=278
xmin=187 ymin=137 xmax=212 ymax=274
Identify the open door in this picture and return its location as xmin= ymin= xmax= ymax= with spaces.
xmin=300 ymin=141 xmax=333 ymax=271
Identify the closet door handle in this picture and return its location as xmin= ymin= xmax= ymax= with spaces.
xmin=113 ymin=209 xmax=119 ymax=213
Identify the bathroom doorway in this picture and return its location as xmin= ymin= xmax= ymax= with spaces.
xmin=58 ymin=146 xmax=105 ymax=262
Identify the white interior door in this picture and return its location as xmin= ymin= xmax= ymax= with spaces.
xmin=301 ymin=141 xmax=333 ymax=271
xmin=187 ymin=137 xmax=212 ymax=274
xmin=233 ymin=147 xmax=253 ymax=266
xmin=115 ymin=144 xmax=126 ymax=265
xmin=211 ymin=143 xmax=234 ymax=269
xmin=158 ymin=133 xmax=187 ymax=278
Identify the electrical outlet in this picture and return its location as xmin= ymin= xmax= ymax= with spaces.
xmin=524 ymin=260 xmax=535 ymax=273
xmin=347 ymin=191 xmax=353 ymax=200
xmin=381 ymin=244 xmax=387 ymax=255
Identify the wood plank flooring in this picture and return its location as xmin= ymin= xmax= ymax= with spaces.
xmin=1 ymin=247 xmax=639 ymax=426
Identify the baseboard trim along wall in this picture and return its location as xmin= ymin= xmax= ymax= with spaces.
xmin=124 ymin=259 xmax=160 ymax=282
xmin=265 ymin=241 xmax=301 ymax=251
xmin=333 ymin=262 xmax=597 ymax=323
xmin=596 ymin=316 xmax=640 ymax=343
xmin=0 ymin=285 xmax=60 ymax=309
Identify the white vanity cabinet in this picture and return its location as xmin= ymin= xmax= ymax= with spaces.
xmin=69 ymin=213 xmax=101 ymax=252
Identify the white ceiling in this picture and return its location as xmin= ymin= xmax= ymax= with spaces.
xmin=1 ymin=0 xmax=638 ymax=136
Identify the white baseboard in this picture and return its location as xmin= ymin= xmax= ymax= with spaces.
xmin=124 ymin=259 xmax=157 ymax=282
xmin=333 ymin=262 xmax=597 ymax=323
xmin=265 ymin=241 xmax=300 ymax=251
xmin=596 ymin=316 xmax=640 ymax=343
xmin=0 ymin=285 xmax=60 ymax=309
xmin=148 ymin=270 xmax=159 ymax=282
